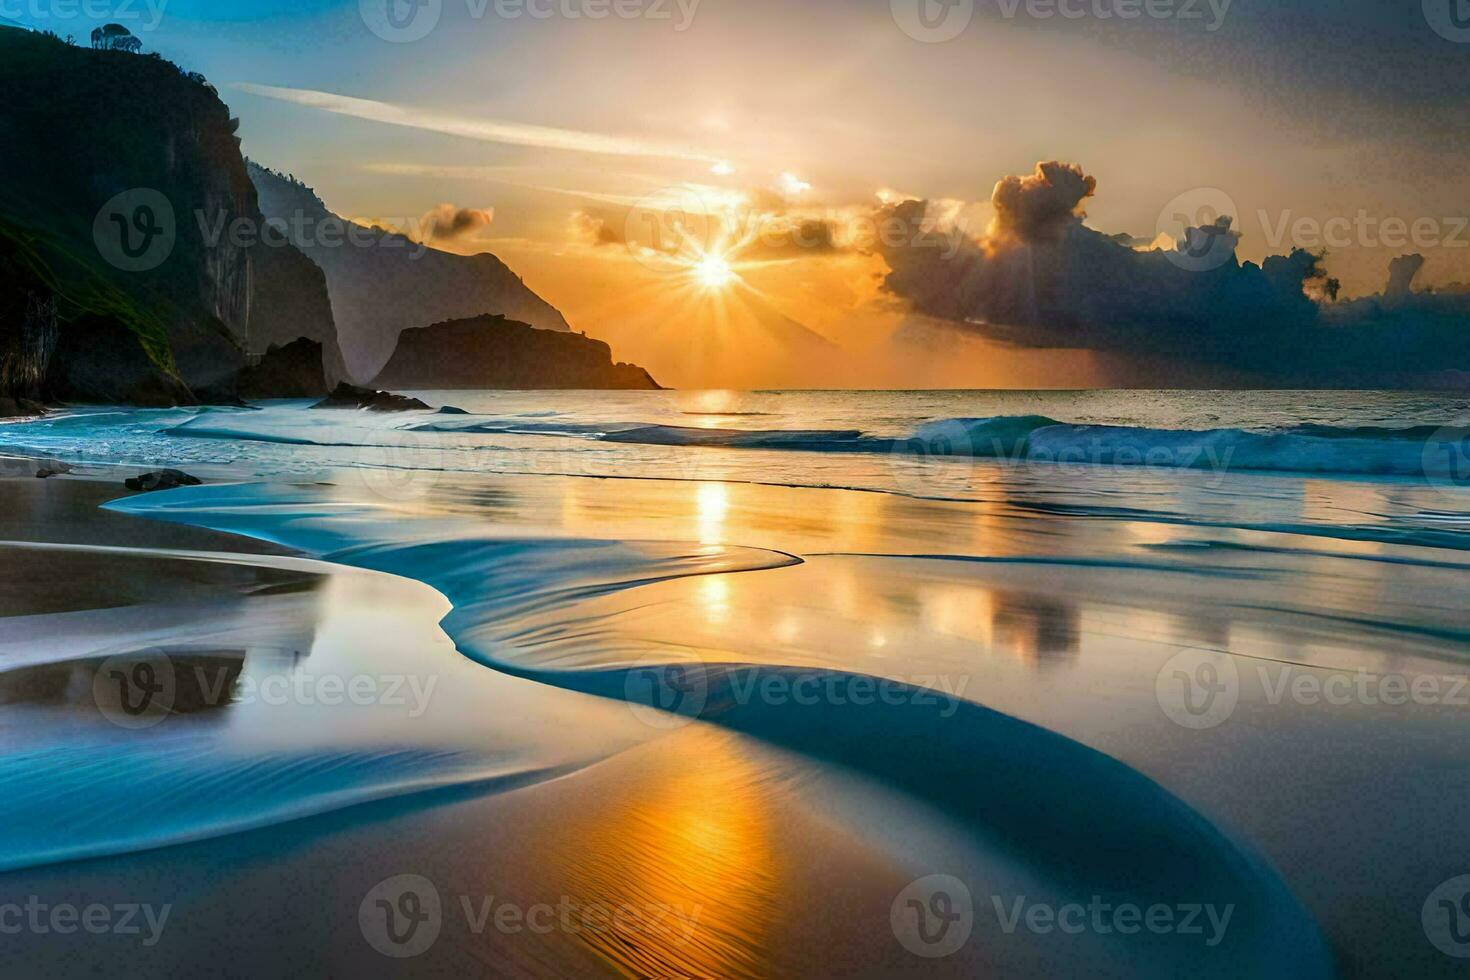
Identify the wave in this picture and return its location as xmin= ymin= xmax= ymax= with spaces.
xmin=411 ymin=417 xmax=869 ymax=448
xmin=0 ymin=739 xmax=573 ymax=872
xmin=901 ymin=416 xmax=1470 ymax=478
xmin=602 ymin=425 xmax=867 ymax=448
xmin=165 ymin=424 xmax=322 ymax=446
xmin=411 ymin=411 xmax=1470 ymax=478
xmin=1015 ymin=498 xmax=1470 ymax=552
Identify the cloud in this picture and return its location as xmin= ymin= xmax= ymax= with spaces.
xmin=232 ymin=83 xmax=717 ymax=163
xmin=736 ymin=217 xmax=844 ymax=259
xmin=877 ymin=161 xmax=1470 ymax=386
xmin=421 ymin=204 xmax=494 ymax=242
xmin=1385 ymin=253 xmax=1426 ymax=302
xmin=988 ymin=161 xmax=1096 ymax=246
xmin=573 ymin=210 xmax=625 ymax=246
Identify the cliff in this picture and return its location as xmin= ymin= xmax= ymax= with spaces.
xmin=0 ymin=28 xmax=344 ymax=403
xmin=238 ymin=338 xmax=328 ymax=399
xmin=248 ymin=163 xmax=574 ymax=382
xmin=372 ymin=315 xmax=660 ymax=390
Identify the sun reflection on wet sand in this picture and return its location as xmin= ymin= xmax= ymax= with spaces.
xmin=695 ymin=481 xmax=729 ymax=544
xmin=523 ymin=726 xmax=779 ymax=978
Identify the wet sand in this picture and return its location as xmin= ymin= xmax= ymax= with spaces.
xmin=0 ymin=473 xmax=304 ymax=616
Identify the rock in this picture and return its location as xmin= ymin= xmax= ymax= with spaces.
xmin=435 ymin=405 xmax=469 ymax=415
xmin=310 ymin=382 xmax=431 ymax=412
xmin=124 ymin=469 xmax=203 ymax=492
xmin=0 ymin=396 xmax=45 ymax=419
xmin=238 ymin=338 xmax=328 ymax=399
xmin=34 ymin=460 xmax=72 ymax=479
xmin=370 ymin=314 xmax=661 ymax=390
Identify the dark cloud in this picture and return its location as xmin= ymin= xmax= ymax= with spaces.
xmin=421 ymin=204 xmax=494 ymax=242
xmin=740 ymin=218 xmax=843 ymax=259
xmin=1385 ymin=253 xmax=1426 ymax=302
xmin=989 ymin=161 xmax=1096 ymax=245
xmin=878 ymin=162 xmax=1470 ymax=386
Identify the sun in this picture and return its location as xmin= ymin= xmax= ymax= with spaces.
xmin=692 ymin=252 xmax=737 ymax=289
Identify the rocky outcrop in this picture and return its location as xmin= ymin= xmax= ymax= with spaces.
xmin=311 ymin=382 xmax=431 ymax=412
xmin=0 ymin=239 xmax=58 ymax=405
xmin=249 ymin=163 xmax=573 ymax=382
xmin=238 ymin=338 xmax=328 ymax=399
xmin=125 ymin=469 xmax=203 ymax=492
xmin=0 ymin=397 xmax=45 ymax=419
xmin=0 ymin=29 xmax=345 ymax=404
xmin=246 ymin=241 xmax=347 ymax=384
xmin=371 ymin=314 xmax=661 ymax=390
xmin=48 ymin=313 xmax=196 ymax=405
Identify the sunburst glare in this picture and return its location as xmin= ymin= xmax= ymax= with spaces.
xmin=693 ymin=251 xmax=737 ymax=289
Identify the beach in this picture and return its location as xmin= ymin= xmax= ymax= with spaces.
xmin=2 ymin=391 xmax=1470 ymax=976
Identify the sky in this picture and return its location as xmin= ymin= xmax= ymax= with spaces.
xmin=16 ymin=0 xmax=1470 ymax=386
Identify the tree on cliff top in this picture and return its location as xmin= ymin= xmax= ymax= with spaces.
xmin=90 ymin=24 xmax=137 ymax=51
